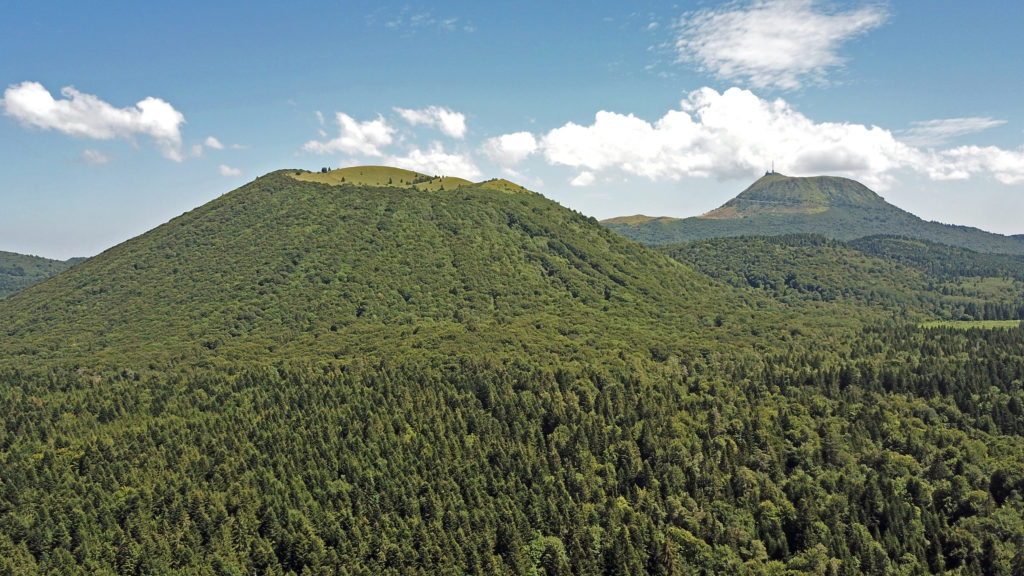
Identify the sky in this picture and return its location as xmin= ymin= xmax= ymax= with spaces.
xmin=2 ymin=0 xmax=1023 ymax=259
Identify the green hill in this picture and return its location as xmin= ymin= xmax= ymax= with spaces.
xmin=605 ymin=173 xmax=1024 ymax=254
xmin=2 ymin=169 xmax=1024 ymax=574
xmin=663 ymin=233 xmax=1024 ymax=323
xmin=0 ymin=251 xmax=83 ymax=299
xmin=0 ymin=168 xmax=751 ymax=370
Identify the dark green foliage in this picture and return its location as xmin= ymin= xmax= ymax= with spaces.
xmin=606 ymin=174 xmax=1024 ymax=254
xmin=0 ymin=251 xmax=82 ymax=299
xmin=2 ymin=169 xmax=1024 ymax=573
xmin=0 ymin=170 xmax=754 ymax=370
xmin=850 ymin=236 xmax=1024 ymax=281
xmin=2 ymin=326 xmax=1024 ymax=574
xmin=665 ymin=234 xmax=1024 ymax=322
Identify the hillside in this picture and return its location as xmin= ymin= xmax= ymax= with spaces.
xmin=664 ymin=234 xmax=1024 ymax=322
xmin=2 ymin=168 xmax=1024 ymax=574
xmin=0 ymin=167 xmax=754 ymax=370
xmin=605 ymin=173 xmax=1024 ymax=254
xmin=0 ymin=251 xmax=83 ymax=299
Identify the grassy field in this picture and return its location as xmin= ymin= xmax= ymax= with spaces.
xmin=920 ymin=319 xmax=1022 ymax=329
xmin=292 ymin=166 xmax=477 ymax=191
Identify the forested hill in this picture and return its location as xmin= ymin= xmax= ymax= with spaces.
xmin=0 ymin=251 xmax=83 ymax=299
xmin=0 ymin=168 xmax=757 ymax=370
xmin=663 ymin=233 xmax=1024 ymax=323
xmin=3 ymin=168 xmax=1024 ymax=574
xmin=604 ymin=173 xmax=1024 ymax=254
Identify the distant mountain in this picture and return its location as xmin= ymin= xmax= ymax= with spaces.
xmin=604 ymin=173 xmax=1024 ymax=254
xmin=0 ymin=251 xmax=83 ymax=299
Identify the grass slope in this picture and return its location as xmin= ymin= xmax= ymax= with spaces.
xmin=606 ymin=174 xmax=1024 ymax=254
xmin=293 ymin=166 xmax=476 ymax=192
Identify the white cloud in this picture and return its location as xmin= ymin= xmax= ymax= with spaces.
xmin=385 ymin=142 xmax=481 ymax=179
xmin=1 ymin=81 xmax=189 ymax=161
xmin=394 ymin=106 xmax=467 ymax=139
xmin=78 ymin=148 xmax=111 ymax=165
xmin=504 ymin=86 xmax=1024 ymax=191
xmin=899 ymin=117 xmax=1006 ymax=147
xmin=481 ymin=132 xmax=538 ymax=166
xmin=570 ymin=171 xmax=596 ymax=187
xmin=302 ymin=112 xmax=395 ymax=156
xmin=204 ymin=136 xmax=224 ymax=150
xmin=675 ymin=0 xmax=888 ymax=90
xmin=934 ymin=146 xmax=1024 ymax=185
xmin=218 ymin=164 xmax=242 ymax=177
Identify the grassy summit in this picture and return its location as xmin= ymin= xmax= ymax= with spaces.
xmin=605 ymin=173 xmax=1024 ymax=254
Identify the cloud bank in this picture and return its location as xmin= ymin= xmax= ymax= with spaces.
xmin=304 ymin=91 xmax=1024 ymax=192
xmin=675 ymin=0 xmax=889 ymax=90
xmin=1 ymin=81 xmax=189 ymax=161
xmin=490 ymin=87 xmax=1024 ymax=191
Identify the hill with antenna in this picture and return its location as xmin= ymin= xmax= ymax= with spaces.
xmin=604 ymin=173 xmax=1024 ymax=254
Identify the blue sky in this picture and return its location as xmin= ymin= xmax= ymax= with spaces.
xmin=2 ymin=0 xmax=1023 ymax=259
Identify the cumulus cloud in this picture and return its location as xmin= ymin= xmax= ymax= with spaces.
xmin=899 ymin=117 xmax=1006 ymax=148
xmin=675 ymin=0 xmax=888 ymax=90
xmin=302 ymin=112 xmax=395 ymax=156
xmin=218 ymin=164 xmax=242 ymax=177
xmin=498 ymin=86 xmax=1024 ymax=190
xmin=394 ymin=106 xmax=467 ymax=139
xmin=481 ymin=131 xmax=538 ymax=166
xmin=1 ymin=81 xmax=189 ymax=161
xmin=204 ymin=136 xmax=224 ymax=150
xmin=385 ymin=142 xmax=481 ymax=179
xmin=78 ymin=148 xmax=111 ymax=165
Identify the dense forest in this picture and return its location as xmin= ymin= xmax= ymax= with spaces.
xmin=665 ymin=235 xmax=1024 ymax=323
xmin=2 ymin=168 xmax=1024 ymax=574
xmin=0 ymin=251 xmax=82 ymax=299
